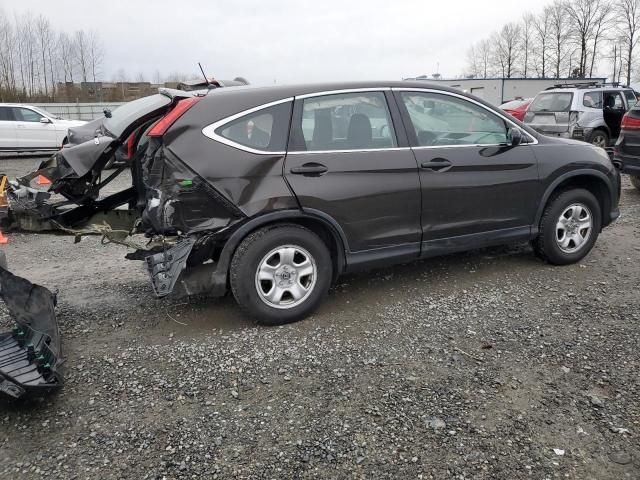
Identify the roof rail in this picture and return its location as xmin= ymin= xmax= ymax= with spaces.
xmin=545 ymin=81 xmax=629 ymax=90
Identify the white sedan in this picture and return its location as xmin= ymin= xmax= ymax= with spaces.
xmin=0 ymin=104 xmax=86 ymax=151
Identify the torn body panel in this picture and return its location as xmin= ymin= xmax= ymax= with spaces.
xmin=139 ymin=141 xmax=245 ymax=235
xmin=0 ymin=253 xmax=63 ymax=400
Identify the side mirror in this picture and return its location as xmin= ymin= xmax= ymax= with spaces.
xmin=40 ymin=117 xmax=52 ymax=124
xmin=509 ymin=127 xmax=523 ymax=147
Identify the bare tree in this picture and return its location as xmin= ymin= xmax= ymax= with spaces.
xmin=549 ymin=0 xmax=571 ymax=78
xmin=532 ymin=6 xmax=553 ymax=77
xmin=465 ymin=43 xmax=481 ymax=78
xmin=87 ymin=30 xmax=103 ymax=85
xmin=565 ymin=0 xmax=601 ymax=78
xmin=74 ymin=29 xmax=88 ymax=83
xmin=617 ymin=0 xmax=640 ymax=84
xmin=35 ymin=15 xmax=53 ymax=97
xmin=590 ymin=3 xmax=614 ymax=77
xmin=58 ymin=32 xmax=75 ymax=83
xmin=477 ymin=39 xmax=492 ymax=78
xmin=0 ymin=10 xmax=17 ymax=98
xmin=521 ymin=13 xmax=535 ymax=77
xmin=492 ymin=23 xmax=522 ymax=78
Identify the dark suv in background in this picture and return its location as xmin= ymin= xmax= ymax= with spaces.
xmin=8 ymin=82 xmax=621 ymax=325
xmin=614 ymin=106 xmax=640 ymax=190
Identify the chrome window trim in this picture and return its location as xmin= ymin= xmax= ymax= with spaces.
xmin=295 ymin=87 xmax=391 ymax=100
xmin=392 ymin=87 xmax=539 ymax=146
xmin=288 ymin=147 xmax=411 ymax=155
xmin=201 ymin=97 xmax=294 ymax=155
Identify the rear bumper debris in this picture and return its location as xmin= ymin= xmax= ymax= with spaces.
xmin=0 ymin=252 xmax=63 ymax=400
xmin=145 ymin=238 xmax=196 ymax=297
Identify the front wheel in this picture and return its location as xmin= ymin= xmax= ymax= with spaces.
xmin=230 ymin=225 xmax=332 ymax=325
xmin=533 ymin=188 xmax=601 ymax=265
xmin=630 ymin=175 xmax=640 ymax=191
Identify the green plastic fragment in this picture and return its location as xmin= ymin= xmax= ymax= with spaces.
xmin=179 ymin=179 xmax=193 ymax=187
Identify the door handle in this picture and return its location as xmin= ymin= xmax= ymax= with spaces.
xmin=420 ymin=159 xmax=452 ymax=171
xmin=290 ymin=163 xmax=328 ymax=175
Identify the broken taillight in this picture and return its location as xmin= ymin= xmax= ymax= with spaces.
xmin=126 ymin=133 xmax=135 ymax=159
xmin=148 ymin=97 xmax=202 ymax=137
xmin=621 ymin=112 xmax=640 ymax=131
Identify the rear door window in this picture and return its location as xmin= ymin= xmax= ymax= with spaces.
xmin=215 ymin=101 xmax=292 ymax=152
xmin=400 ymin=91 xmax=508 ymax=146
xmin=295 ymin=92 xmax=397 ymax=151
xmin=529 ymin=93 xmax=573 ymax=113
xmin=0 ymin=107 xmax=14 ymax=121
xmin=583 ymin=92 xmax=602 ymax=109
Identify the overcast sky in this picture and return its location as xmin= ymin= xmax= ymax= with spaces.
xmin=9 ymin=0 xmax=558 ymax=85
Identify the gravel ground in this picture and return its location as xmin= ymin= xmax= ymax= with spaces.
xmin=0 ymin=157 xmax=639 ymax=479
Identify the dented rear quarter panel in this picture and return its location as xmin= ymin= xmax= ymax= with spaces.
xmin=162 ymin=88 xmax=299 ymax=218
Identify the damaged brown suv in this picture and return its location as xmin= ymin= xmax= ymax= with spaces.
xmin=3 ymin=82 xmax=621 ymax=325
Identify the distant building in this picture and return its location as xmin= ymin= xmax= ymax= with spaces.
xmin=405 ymin=77 xmax=608 ymax=105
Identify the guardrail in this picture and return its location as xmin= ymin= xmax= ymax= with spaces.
xmin=31 ymin=102 xmax=126 ymax=121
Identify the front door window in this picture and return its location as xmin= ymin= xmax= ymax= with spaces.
xmin=399 ymin=92 xmax=509 ymax=147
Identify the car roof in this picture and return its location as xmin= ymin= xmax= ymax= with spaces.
xmin=196 ymin=80 xmax=488 ymax=118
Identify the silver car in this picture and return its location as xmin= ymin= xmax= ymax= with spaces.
xmin=524 ymin=84 xmax=637 ymax=148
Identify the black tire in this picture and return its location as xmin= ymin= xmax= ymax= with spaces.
xmin=230 ymin=224 xmax=332 ymax=325
xmin=630 ymin=175 xmax=640 ymax=191
xmin=586 ymin=129 xmax=609 ymax=148
xmin=533 ymin=188 xmax=601 ymax=265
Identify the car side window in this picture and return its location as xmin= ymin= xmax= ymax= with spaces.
xmin=13 ymin=108 xmax=43 ymax=123
xmin=624 ymin=90 xmax=637 ymax=109
xmin=400 ymin=92 xmax=508 ymax=147
xmin=0 ymin=107 xmax=13 ymax=121
xmin=583 ymin=92 xmax=602 ymax=109
xmin=603 ymin=92 xmax=624 ymax=110
xmin=215 ymin=101 xmax=292 ymax=152
xmin=297 ymin=92 xmax=397 ymax=151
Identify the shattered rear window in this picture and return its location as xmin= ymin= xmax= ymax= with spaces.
xmin=103 ymin=94 xmax=171 ymax=138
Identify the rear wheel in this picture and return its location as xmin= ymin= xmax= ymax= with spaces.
xmin=587 ymin=129 xmax=609 ymax=148
xmin=534 ymin=188 xmax=601 ymax=265
xmin=630 ymin=175 xmax=640 ymax=191
xmin=230 ymin=225 xmax=332 ymax=325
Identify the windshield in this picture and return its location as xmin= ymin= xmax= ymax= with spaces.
xmin=103 ymin=94 xmax=171 ymax=137
xmin=529 ymin=92 xmax=573 ymax=113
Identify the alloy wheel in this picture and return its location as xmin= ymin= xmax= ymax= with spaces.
xmin=255 ymin=245 xmax=317 ymax=309
xmin=555 ymin=203 xmax=593 ymax=254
